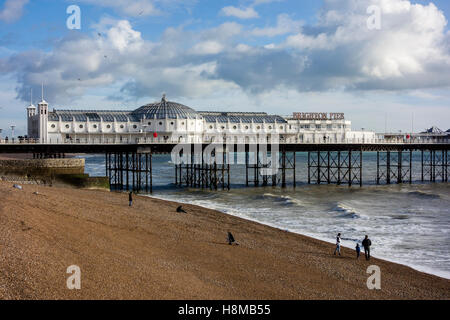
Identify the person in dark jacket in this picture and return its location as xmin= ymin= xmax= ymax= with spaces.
xmin=129 ymin=192 xmax=133 ymax=207
xmin=227 ymin=232 xmax=237 ymax=245
xmin=334 ymin=233 xmax=341 ymax=256
xmin=176 ymin=205 xmax=187 ymax=213
xmin=362 ymin=235 xmax=372 ymax=260
xmin=356 ymin=243 xmax=361 ymax=259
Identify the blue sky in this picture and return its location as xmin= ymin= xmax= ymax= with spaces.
xmin=1 ymin=0 xmax=450 ymax=135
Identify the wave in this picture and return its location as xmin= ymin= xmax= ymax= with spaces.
xmin=333 ymin=202 xmax=364 ymax=219
xmin=407 ymin=191 xmax=440 ymax=199
xmin=262 ymin=193 xmax=304 ymax=207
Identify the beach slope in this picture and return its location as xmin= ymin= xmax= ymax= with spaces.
xmin=0 ymin=181 xmax=448 ymax=299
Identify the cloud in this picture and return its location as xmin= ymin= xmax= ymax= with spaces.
xmin=78 ymin=0 xmax=198 ymax=17
xmin=78 ymin=0 xmax=161 ymax=17
xmin=216 ymin=0 xmax=450 ymax=93
xmin=250 ymin=14 xmax=303 ymax=37
xmin=1 ymin=0 xmax=449 ymax=107
xmin=0 ymin=19 xmax=240 ymax=103
xmin=220 ymin=0 xmax=282 ymax=20
xmin=0 ymin=0 xmax=28 ymax=23
xmin=220 ymin=6 xmax=259 ymax=19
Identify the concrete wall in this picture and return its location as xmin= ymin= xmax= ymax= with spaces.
xmin=0 ymin=158 xmax=85 ymax=176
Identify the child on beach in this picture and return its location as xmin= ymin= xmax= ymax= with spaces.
xmin=333 ymin=233 xmax=341 ymax=256
xmin=356 ymin=243 xmax=361 ymax=259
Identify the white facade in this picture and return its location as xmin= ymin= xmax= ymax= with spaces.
xmin=27 ymin=95 xmax=375 ymax=144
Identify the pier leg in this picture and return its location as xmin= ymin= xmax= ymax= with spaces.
xmin=337 ymin=151 xmax=341 ymax=185
xmin=317 ymin=151 xmax=321 ymax=185
xmin=445 ymin=150 xmax=448 ymax=183
xmin=281 ymin=148 xmax=286 ymax=188
xmin=348 ymin=150 xmax=352 ymax=187
xmin=376 ymin=151 xmax=380 ymax=185
xmin=245 ymin=151 xmax=249 ymax=187
xmin=421 ymin=150 xmax=424 ymax=182
xmin=360 ymin=149 xmax=363 ymax=187
xmin=308 ymin=152 xmax=311 ymax=185
xmin=293 ymin=151 xmax=296 ymax=188
xmin=409 ymin=150 xmax=412 ymax=184
xmin=327 ymin=151 xmax=331 ymax=184
xmin=126 ymin=153 xmax=129 ymax=191
xmin=386 ymin=151 xmax=391 ymax=185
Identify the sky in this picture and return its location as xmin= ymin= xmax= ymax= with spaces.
xmin=0 ymin=0 xmax=449 ymax=136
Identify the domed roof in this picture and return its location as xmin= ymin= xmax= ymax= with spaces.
xmin=132 ymin=94 xmax=199 ymax=119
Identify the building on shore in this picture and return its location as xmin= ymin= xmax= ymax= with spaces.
xmin=27 ymin=94 xmax=376 ymax=144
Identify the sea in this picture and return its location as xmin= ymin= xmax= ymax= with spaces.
xmin=80 ymin=152 xmax=450 ymax=279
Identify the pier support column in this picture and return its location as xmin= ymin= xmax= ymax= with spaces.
xmin=377 ymin=150 xmax=412 ymax=185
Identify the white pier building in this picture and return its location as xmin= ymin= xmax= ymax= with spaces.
xmin=27 ymin=94 xmax=375 ymax=144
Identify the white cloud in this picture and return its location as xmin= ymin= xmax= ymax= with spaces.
xmin=220 ymin=6 xmax=259 ymax=19
xmin=1 ymin=0 xmax=449 ymax=109
xmin=0 ymin=0 xmax=28 ymax=23
xmin=78 ymin=0 xmax=161 ymax=17
xmin=190 ymin=41 xmax=224 ymax=55
xmin=274 ymin=0 xmax=450 ymax=91
xmin=250 ymin=14 xmax=303 ymax=37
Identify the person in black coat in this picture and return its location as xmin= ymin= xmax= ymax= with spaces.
xmin=129 ymin=192 xmax=133 ymax=207
xmin=362 ymin=235 xmax=372 ymax=260
xmin=227 ymin=232 xmax=237 ymax=245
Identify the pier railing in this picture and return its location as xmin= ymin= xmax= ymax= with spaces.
xmin=1 ymin=137 xmax=449 ymax=145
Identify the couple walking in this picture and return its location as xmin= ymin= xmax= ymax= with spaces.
xmin=334 ymin=233 xmax=372 ymax=260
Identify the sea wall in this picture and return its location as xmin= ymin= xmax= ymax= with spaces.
xmin=0 ymin=158 xmax=109 ymax=190
xmin=0 ymin=158 xmax=85 ymax=176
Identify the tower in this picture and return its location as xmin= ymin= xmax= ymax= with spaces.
xmin=37 ymin=83 xmax=49 ymax=143
xmin=26 ymin=88 xmax=37 ymax=138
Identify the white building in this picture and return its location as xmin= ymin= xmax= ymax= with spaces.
xmin=27 ymin=94 xmax=375 ymax=144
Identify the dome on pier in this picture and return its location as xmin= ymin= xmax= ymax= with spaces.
xmin=132 ymin=94 xmax=200 ymax=120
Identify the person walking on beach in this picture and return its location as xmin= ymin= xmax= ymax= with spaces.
xmin=362 ymin=235 xmax=372 ymax=260
xmin=129 ymin=192 xmax=133 ymax=207
xmin=334 ymin=233 xmax=341 ymax=256
xmin=356 ymin=243 xmax=361 ymax=259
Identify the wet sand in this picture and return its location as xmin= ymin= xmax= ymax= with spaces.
xmin=0 ymin=181 xmax=448 ymax=299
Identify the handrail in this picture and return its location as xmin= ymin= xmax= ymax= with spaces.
xmin=0 ymin=138 xmax=449 ymax=145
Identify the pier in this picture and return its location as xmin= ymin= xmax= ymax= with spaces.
xmin=0 ymin=140 xmax=448 ymax=193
